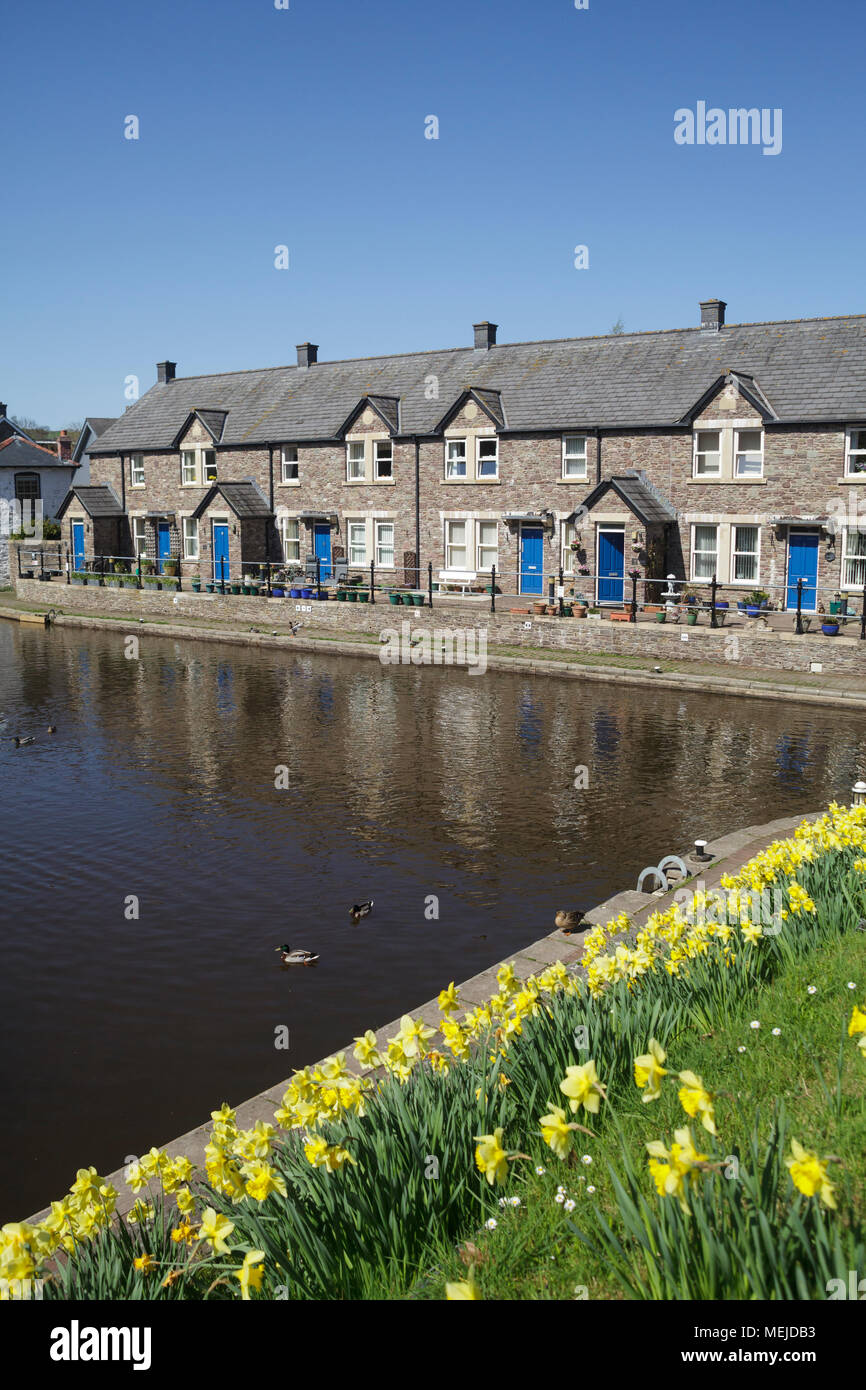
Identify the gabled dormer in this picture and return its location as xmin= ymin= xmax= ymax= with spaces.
xmin=433 ymin=387 xmax=505 ymax=434
xmin=680 ymin=373 xmax=774 ymax=483
xmin=339 ymin=397 xmax=400 ymax=485
xmin=677 ymin=371 xmax=777 ymax=427
xmin=336 ymin=395 xmax=400 ymax=438
xmin=173 ymin=410 xmax=228 ymax=488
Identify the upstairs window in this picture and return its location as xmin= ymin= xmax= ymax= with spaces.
xmin=130 ymin=454 xmax=145 ymax=487
xmin=694 ymin=430 xmax=721 ymax=477
xmin=14 ymin=472 xmax=39 ymax=503
xmin=846 ymin=428 xmax=866 ymax=476
xmin=347 ymin=441 xmax=366 ymax=481
xmin=446 ymin=439 xmax=467 ymax=478
xmin=203 ymin=450 xmax=217 ymax=483
xmin=562 ymin=435 xmax=587 ymax=479
xmin=735 ymin=429 xmax=763 ymax=478
xmin=181 ymin=450 xmax=197 ymax=485
xmin=476 ymin=437 xmax=498 ymax=478
xmin=281 ymin=447 xmax=299 ymax=483
xmin=374 ymin=440 xmax=393 ymax=480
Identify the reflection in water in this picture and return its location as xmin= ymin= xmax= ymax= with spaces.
xmin=0 ymin=617 xmax=863 ymax=1221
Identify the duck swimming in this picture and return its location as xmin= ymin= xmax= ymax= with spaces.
xmin=554 ymin=909 xmax=593 ymax=933
xmin=275 ymin=944 xmax=319 ymax=966
xmin=350 ymin=900 xmax=374 ymax=922
xmin=13 ymin=736 xmax=36 ymax=748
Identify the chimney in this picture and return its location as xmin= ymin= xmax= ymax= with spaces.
xmin=0 ymin=403 xmax=7 ymax=418
xmin=296 ymin=342 xmax=318 ymax=368
xmin=699 ymin=299 xmax=726 ymax=331
xmin=57 ymin=429 xmax=72 ymax=462
xmin=157 ymin=361 xmax=177 ymax=383
xmin=473 ymin=321 xmax=498 ymax=350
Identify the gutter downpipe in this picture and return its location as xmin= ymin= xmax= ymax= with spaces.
xmin=414 ymin=436 xmax=421 ymax=589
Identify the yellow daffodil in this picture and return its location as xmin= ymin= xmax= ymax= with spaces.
xmin=539 ymin=1106 xmax=577 ymax=1161
xmin=438 ymin=982 xmax=460 ymax=1015
xmin=446 ymin=1270 xmax=482 ymax=1299
xmin=559 ymin=1060 xmax=603 ymax=1115
xmin=234 ymin=1249 xmax=266 ymax=1300
xmin=127 ymin=1200 xmax=154 ymax=1225
xmin=848 ymin=1003 xmax=866 ymax=1037
xmin=353 ymin=1030 xmax=383 ymax=1069
xmin=197 ymin=1206 xmax=235 ymax=1254
xmin=785 ymin=1140 xmax=837 ymax=1209
xmin=677 ymin=1070 xmax=718 ymax=1136
xmin=474 ymin=1128 xmax=509 ymax=1186
xmin=133 ymin=1254 xmax=157 ymax=1274
xmin=242 ymin=1161 xmax=288 ymax=1202
xmin=634 ymin=1038 xmax=668 ymax=1101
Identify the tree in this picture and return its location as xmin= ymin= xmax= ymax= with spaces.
xmin=610 ymin=318 xmax=625 ymax=335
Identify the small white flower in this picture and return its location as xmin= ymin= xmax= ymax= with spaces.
xmin=555 ymin=1192 xmax=566 ymax=1204
xmin=498 ymin=1197 xmax=508 ymax=1207
xmin=847 ymin=982 xmax=857 ymax=990
xmin=738 ymin=1045 xmax=747 ymax=1053
xmin=581 ymin=1154 xmax=593 ymax=1165
xmin=535 ymin=1165 xmax=546 ymax=1175
xmin=485 ymin=1217 xmax=497 ymax=1230
xmin=564 ymin=1198 xmax=576 ymax=1212
xmin=509 ymin=1196 xmax=521 ymax=1207
xmin=556 ymin=1184 xmax=567 ymax=1195
xmin=750 ymin=1020 xmax=760 ymax=1030
xmin=807 ymin=985 xmax=817 ymax=995
xmin=772 ymin=1027 xmax=781 ymax=1036
xmin=586 ymin=1185 xmax=596 ymax=1195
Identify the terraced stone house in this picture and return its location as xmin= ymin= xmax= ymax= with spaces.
xmin=63 ymin=300 xmax=866 ymax=612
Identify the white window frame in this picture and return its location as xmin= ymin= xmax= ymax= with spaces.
xmin=445 ymin=519 xmax=470 ymax=570
xmin=691 ymin=523 xmax=719 ymax=581
xmin=181 ymin=450 xmax=197 ymax=486
xmin=730 ymin=523 xmax=760 ymax=584
xmin=375 ymin=520 xmax=395 ymax=568
xmin=130 ymin=454 xmax=145 ymax=487
xmin=281 ymin=447 xmax=299 ymax=484
xmin=476 ymin=520 xmax=498 ymax=571
xmin=734 ymin=428 xmax=764 ymax=478
xmin=445 ymin=438 xmax=467 ymax=479
xmin=842 ymin=526 xmax=866 ymax=589
xmin=476 ymin=436 xmax=498 ymax=479
xmin=693 ymin=430 xmax=722 ymax=477
xmin=347 ymin=519 xmax=367 ymax=564
xmin=182 ymin=517 xmax=199 ymax=560
xmin=562 ymin=435 xmax=587 ymax=480
xmin=203 ymin=449 xmax=217 ymax=484
xmin=561 ymin=520 xmax=576 ymax=574
xmin=374 ymin=440 xmax=393 ymax=481
xmin=279 ymin=515 xmax=300 ymax=562
xmin=132 ymin=517 xmax=148 ymax=558
xmin=346 ymin=439 xmax=366 ymax=482
xmin=845 ymin=427 xmax=866 ymax=477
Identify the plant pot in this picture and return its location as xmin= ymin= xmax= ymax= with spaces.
xmin=357 ymin=590 xmax=369 ymax=603
xmin=389 ymin=593 xmax=402 ymax=605
xmin=300 ymin=588 xmax=312 ymax=598
xmin=532 ymin=601 xmax=547 ymax=615
xmin=411 ymin=593 xmax=425 ymax=606
xmin=336 ymin=589 xmax=347 ymax=601
xmin=746 ymin=607 xmax=759 ymax=618
xmin=715 ymin=601 xmax=729 ymax=610
xmin=737 ymin=601 xmax=746 ymax=612
xmin=656 ymin=611 xmax=667 ymax=623
xmin=686 ymin=611 xmax=698 ymax=626
xmin=346 ymin=589 xmax=358 ymax=602
xmin=230 ymin=583 xmax=241 ymax=595
xmin=271 ymin=586 xmax=284 ymax=598
xmin=290 ymin=588 xmax=302 ymax=598
xmin=205 ymin=582 xmax=215 ymax=593
xmin=821 ymin=622 xmax=840 ymax=636
xmin=573 ymin=605 xmax=587 ymax=618
xmin=546 ymin=604 xmax=558 ymax=615
xmin=829 ymin=601 xmax=848 ymax=616
xmin=561 ymin=605 xmax=573 ymax=618
xmin=249 ymin=585 xmax=260 ymax=597
xmin=191 ymin=581 xmax=202 ymax=593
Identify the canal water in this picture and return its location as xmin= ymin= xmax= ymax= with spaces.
xmin=0 ymin=617 xmax=862 ymax=1221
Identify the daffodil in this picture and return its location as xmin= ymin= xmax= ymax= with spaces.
xmin=133 ymin=1254 xmax=157 ymax=1274
xmin=539 ymin=1106 xmax=577 ymax=1161
xmin=127 ymin=1201 xmax=154 ymax=1225
xmin=559 ymin=1060 xmax=603 ymax=1115
xmin=353 ymin=1029 xmax=383 ymax=1069
xmin=234 ymin=1249 xmax=266 ymax=1300
xmin=242 ymin=1161 xmax=288 ymax=1202
xmin=848 ymin=1003 xmax=866 ymax=1037
xmin=446 ymin=1269 xmax=482 ymax=1299
xmin=474 ymin=1128 xmax=509 ymax=1186
xmin=677 ymin=1070 xmax=717 ymax=1135
xmin=634 ymin=1038 xmax=668 ymax=1101
xmin=785 ymin=1140 xmax=837 ymax=1209
xmin=438 ymin=982 xmax=460 ymax=1015
xmin=197 ymin=1206 xmax=235 ymax=1254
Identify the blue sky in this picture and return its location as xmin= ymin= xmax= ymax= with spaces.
xmin=2 ymin=0 xmax=863 ymax=424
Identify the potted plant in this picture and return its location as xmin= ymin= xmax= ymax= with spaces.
xmin=163 ymin=559 xmax=179 ymax=578
xmin=686 ymin=607 xmax=698 ymax=626
xmin=829 ymin=592 xmax=849 ymax=616
xmin=191 ymin=575 xmax=202 ymax=593
xmin=336 ymin=587 xmax=347 ymax=601
xmin=357 ymin=589 xmax=370 ymax=603
xmin=388 ymin=590 xmax=402 ymax=605
xmin=656 ymin=609 xmax=667 ymax=623
xmin=821 ymin=620 xmax=840 ymax=636
xmin=411 ymin=592 xmax=425 ymax=607
xmin=745 ymin=588 xmax=769 ymax=617
xmin=141 ymin=559 xmax=155 ymax=577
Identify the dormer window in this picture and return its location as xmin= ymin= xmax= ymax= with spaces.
xmin=375 ymin=440 xmax=393 ymax=479
xmin=734 ymin=429 xmax=763 ymax=478
xmin=281 ymin=447 xmax=299 ymax=483
xmin=694 ymin=430 xmax=721 ymax=476
xmin=446 ymin=439 xmax=467 ymax=478
xmin=476 ymin=437 xmax=498 ymax=478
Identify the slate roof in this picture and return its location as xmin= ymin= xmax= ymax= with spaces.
xmin=191 ymin=481 xmax=272 ymax=519
xmin=56 ymin=485 xmax=124 ymax=519
xmin=0 ymin=436 xmax=73 ymax=469
xmin=73 ymin=418 xmax=118 ymax=462
xmin=87 ymin=314 xmax=866 ymax=455
xmin=576 ymin=473 xmax=678 ymax=527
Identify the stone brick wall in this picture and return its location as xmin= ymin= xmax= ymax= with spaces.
xmin=14 ymin=576 xmax=866 ymax=677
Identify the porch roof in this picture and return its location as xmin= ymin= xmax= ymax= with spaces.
xmin=502 ymin=511 xmax=552 ymax=525
xmin=56 ymin=485 xmax=124 ymax=520
xmin=191 ymin=481 xmax=272 ymax=520
xmin=570 ymin=473 xmax=677 ymax=527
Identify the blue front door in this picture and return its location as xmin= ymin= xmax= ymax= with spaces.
xmin=597 ymin=529 xmax=625 ymax=604
xmin=213 ymin=523 xmax=230 ymax=583
xmin=520 ymin=526 xmax=544 ymax=594
xmin=157 ymin=523 xmax=171 ymax=573
xmin=786 ymin=531 xmax=818 ymax=612
xmin=314 ymin=524 xmax=332 ymax=580
xmin=72 ymin=522 xmax=85 ymax=572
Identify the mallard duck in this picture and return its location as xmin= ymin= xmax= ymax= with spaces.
xmin=554 ymin=909 xmax=593 ymax=933
xmin=47 ymin=725 xmax=57 ymax=734
xmin=275 ymin=944 xmax=319 ymax=966
xmin=350 ymin=900 xmax=374 ymax=922
xmin=13 ymin=736 xmax=36 ymax=748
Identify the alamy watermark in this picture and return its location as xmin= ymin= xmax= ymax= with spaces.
xmin=379 ymin=620 xmax=487 ymax=675
xmin=675 ymin=102 xmax=782 ymax=156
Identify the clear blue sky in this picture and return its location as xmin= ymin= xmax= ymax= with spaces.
xmin=2 ymin=0 xmax=863 ymax=425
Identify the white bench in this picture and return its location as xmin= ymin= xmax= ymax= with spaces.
xmin=438 ymin=569 xmax=478 ymax=597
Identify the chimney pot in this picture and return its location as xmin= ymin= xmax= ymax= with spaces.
xmin=473 ymin=321 xmax=498 ymax=351
xmin=699 ymin=299 xmax=726 ymax=331
xmin=57 ymin=429 xmax=72 ymax=462
xmin=296 ymin=342 xmax=318 ymax=368
xmin=157 ymin=361 xmax=177 ymax=383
